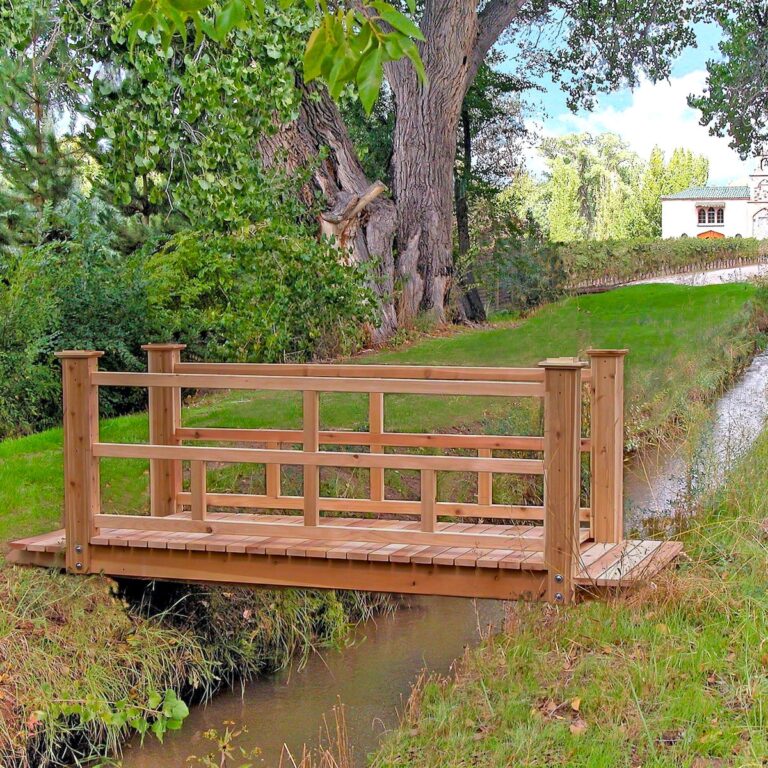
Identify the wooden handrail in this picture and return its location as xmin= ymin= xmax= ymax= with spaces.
xmin=91 ymin=371 xmax=546 ymax=397
xmin=92 ymin=442 xmax=545 ymax=474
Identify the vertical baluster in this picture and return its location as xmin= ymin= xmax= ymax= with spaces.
xmin=369 ymin=392 xmax=384 ymax=503
xmin=421 ymin=469 xmax=436 ymax=532
xmin=266 ymin=441 xmax=281 ymax=499
xmin=190 ymin=460 xmax=207 ymax=521
xmin=478 ymin=448 xmax=492 ymax=507
xmin=303 ymin=390 xmax=320 ymax=526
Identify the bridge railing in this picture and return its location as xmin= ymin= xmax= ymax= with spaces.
xmin=55 ymin=345 xmax=626 ymax=603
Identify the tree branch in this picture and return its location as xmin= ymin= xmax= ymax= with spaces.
xmin=467 ymin=0 xmax=529 ymax=85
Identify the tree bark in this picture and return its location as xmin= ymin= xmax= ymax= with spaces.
xmin=387 ymin=0 xmax=526 ymax=326
xmin=258 ymin=80 xmax=398 ymax=342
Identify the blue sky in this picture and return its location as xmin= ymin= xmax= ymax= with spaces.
xmin=500 ymin=24 xmax=753 ymax=184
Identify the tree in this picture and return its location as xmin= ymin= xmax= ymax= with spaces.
xmin=628 ymin=146 xmax=709 ymax=237
xmin=690 ymin=1 xmax=768 ymax=158
xmin=129 ymin=0 xmax=701 ymax=332
xmin=454 ymin=59 xmax=528 ymax=321
xmin=547 ymin=158 xmax=587 ymax=242
xmin=0 ymin=0 xmax=80 ymax=242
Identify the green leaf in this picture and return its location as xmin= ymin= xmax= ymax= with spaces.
xmin=303 ymin=25 xmax=327 ymax=82
xmin=370 ymin=1 xmax=424 ymax=41
xmin=216 ymin=0 xmax=245 ymax=37
xmin=356 ymin=45 xmax=383 ymax=114
xmin=400 ymin=37 xmax=427 ymax=84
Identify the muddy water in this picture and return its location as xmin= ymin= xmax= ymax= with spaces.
xmin=120 ymin=597 xmax=504 ymax=767
xmin=120 ymin=351 xmax=768 ymax=768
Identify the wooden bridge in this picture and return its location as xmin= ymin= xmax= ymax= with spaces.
xmin=9 ymin=345 xmax=682 ymax=603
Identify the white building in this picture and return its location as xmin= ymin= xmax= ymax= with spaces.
xmin=661 ymin=157 xmax=768 ymax=239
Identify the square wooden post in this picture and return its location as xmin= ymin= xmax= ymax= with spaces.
xmin=587 ymin=349 xmax=627 ymax=544
xmin=55 ymin=350 xmax=104 ymax=574
xmin=142 ymin=343 xmax=186 ymax=517
xmin=540 ymin=357 xmax=586 ymax=605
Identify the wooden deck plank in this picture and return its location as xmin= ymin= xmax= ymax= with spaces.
xmin=11 ymin=523 xmax=681 ymax=597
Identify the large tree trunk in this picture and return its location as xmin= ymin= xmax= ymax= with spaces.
xmin=258 ymin=81 xmax=398 ymax=342
xmin=387 ymin=0 xmax=525 ymax=326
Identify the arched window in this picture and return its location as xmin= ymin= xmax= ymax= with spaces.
xmin=708 ymin=207 xmax=716 ymax=224
xmin=698 ymin=208 xmax=706 ymax=224
xmin=717 ymin=208 xmax=724 ymax=224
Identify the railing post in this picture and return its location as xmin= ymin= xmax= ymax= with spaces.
xmin=420 ymin=468 xmax=436 ymax=532
xmin=540 ymin=357 xmax=586 ymax=605
xmin=303 ymin=390 xmax=320 ymax=526
xmin=55 ymin=350 xmax=104 ymax=574
xmin=369 ymin=392 xmax=384 ymax=502
xmin=587 ymin=349 xmax=627 ymax=544
xmin=142 ymin=343 xmax=186 ymax=517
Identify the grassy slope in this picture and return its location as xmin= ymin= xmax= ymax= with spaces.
xmin=0 ymin=282 xmax=761 ymax=545
xmin=373 ymin=427 xmax=768 ymax=768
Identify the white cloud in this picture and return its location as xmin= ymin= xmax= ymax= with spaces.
xmin=527 ymin=70 xmax=751 ymax=185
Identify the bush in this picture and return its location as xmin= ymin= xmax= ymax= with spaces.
xmin=0 ymin=198 xmax=157 ymax=437
xmin=559 ymin=237 xmax=768 ymax=286
xmin=143 ymin=227 xmax=375 ymax=362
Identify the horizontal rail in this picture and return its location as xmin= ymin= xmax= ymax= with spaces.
xmin=175 ymin=427 xmax=592 ymax=453
xmin=174 ymin=491 xmax=592 ymax=522
xmin=91 ymin=372 xmax=545 ymax=397
xmin=175 ymin=362 xmax=569 ymax=382
xmin=91 ymin=513 xmax=546 ymax=551
xmin=92 ymin=442 xmax=545 ymax=474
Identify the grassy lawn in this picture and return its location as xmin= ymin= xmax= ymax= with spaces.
xmin=0 ymin=282 xmax=762 ymax=547
xmin=372 ymin=422 xmax=768 ymax=768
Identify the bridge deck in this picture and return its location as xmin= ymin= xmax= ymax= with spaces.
xmin=9 ymin=515 xmax=682 ymax=600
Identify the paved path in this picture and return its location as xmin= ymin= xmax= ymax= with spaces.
xmin=631 ymin=262 xmax=768 ymax=287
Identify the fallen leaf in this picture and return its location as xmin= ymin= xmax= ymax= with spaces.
xmin=569 ymin=717 xmax=588 ymax=736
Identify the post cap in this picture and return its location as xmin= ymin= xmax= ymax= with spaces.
xmin=538 ymin=357 xmax=588 ymax=369
xmin=54 ymin=350 xmax=105 ymax=359
xmin=141 ymin=343 xmax=187 ymax=352
xmin=585 ymin=349 xmax=629 ymax=358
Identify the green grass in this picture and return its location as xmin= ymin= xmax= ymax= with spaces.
xmin=372 ymin=422 xmax=768 ymax=768
xmin=0 ymin=282 xmax=762 ymax=545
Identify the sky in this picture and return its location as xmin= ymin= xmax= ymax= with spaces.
xmin=500 ymin=24 xmax=753 ymax=185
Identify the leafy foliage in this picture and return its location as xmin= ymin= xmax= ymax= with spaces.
xmin=689 ymin=2 xmax=768 ymax=158
xmin=124 ymin=0 xmax=426 ymax=114
xmin=559 ymin=236 xmax=767 ymax=286
xmin=0 ymin=197 xmax=157 ymax=436
xmin=143 ymin=227 xmax=375 ymax=363
xmin=514 ymin=135 xmax=709 ymax=241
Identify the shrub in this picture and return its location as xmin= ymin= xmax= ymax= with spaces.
xmin=0 ymin=198 xmax=157 ymax=437
xmin=559 ymin=237 xmax=768 ymax=286
xmin=143 ymin=227 xmax=375 ymax=363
